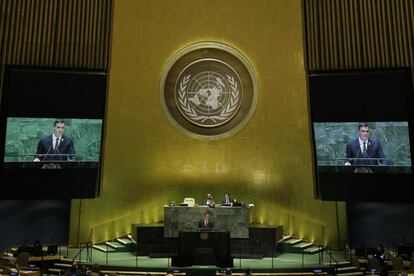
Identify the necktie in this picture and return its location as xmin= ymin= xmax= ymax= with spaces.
xmin=204 ymin=220 xmax=207 ymax=227
xmin=55 ymin=138 xmax=59 ymax=151
xmin=363 ymin=141 xmax=367 ymax=155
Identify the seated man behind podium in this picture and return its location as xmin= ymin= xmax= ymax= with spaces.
xmin=221 ymin=193 xmax=235 ymax=205
xmin=202 ymin=193 xmax=215 ymax=207
xmin=34 ymin=120 xmax=76 ymax=161
xmin=198 ymin=212 xmax=214 ymax=229
xmin=345 ymin=123 xmax=387 ymax=166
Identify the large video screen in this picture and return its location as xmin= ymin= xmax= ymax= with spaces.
xmin=309 ymin=69 xmax=414 ymax=201
xmin=314 ymin=122 xmax=412 ymax=173
xmin=0 ymin=66 xmax=107 ymax=199
xmin=4 ymin=118 xmax=102 ymax=163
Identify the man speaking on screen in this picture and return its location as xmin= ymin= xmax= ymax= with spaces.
xmin=345 ymin=123 xmax=387 ymax=166
xmin=33 ymin=120 xmax=76 ymax=161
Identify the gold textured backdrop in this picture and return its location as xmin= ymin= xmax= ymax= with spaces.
xmin=0 ymin=0 xmax=112 ymax=68
xmin=304 ymin=0 xmax=414 ymax=70
xmin=69 ymin=0 xmax=347 ymax=247
xmin=0 ymin=0 xmax=112 ymax=102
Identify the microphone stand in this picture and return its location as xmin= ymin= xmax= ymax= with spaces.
xmin=41 ymin=144 xmax=53 ymax=161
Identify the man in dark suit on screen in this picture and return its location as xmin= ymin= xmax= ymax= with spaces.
xmin=198 ymin=212 xmax=214 ymax=229
xmin=345 ymin=123 xmax=387 ymax=166
xmin=34 ymin=120 xmax=76 ymax=161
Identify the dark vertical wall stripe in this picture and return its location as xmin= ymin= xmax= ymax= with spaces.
xmin=305 ymin=0 xmax=414 ymax=71
xmin=0 ymin=0 xmax=113 ymax=70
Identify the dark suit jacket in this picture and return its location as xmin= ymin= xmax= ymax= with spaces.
xmin=198 ymin=219 xmax=214 ymax=229
xmin=221 ymin=197 xmax=235 ymax=205
xmin=35 ymin=134 xmax=76 ymax=161
xmin=345 ymin=138 xmax=387 ymax=165
xmin=202 ymin=199 xmax=215 ymax=207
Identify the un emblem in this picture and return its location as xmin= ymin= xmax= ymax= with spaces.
xmin=200 ymin=232 xmax=209 ymax=240
xmin=160 ymin=42 xmax=258 ymax=138
xmin=177 ymin=63 xmax=242 ymax=127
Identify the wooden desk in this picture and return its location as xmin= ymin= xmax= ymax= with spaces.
xmin=0 ymin=268 xmax=40 ymax=276
xmin=28 ymin=255 xmax=62 ymax=262
xmin=358 ymin=258 xmax=414 ymax=270
xmin=101 ymin=271 xmax=186 ymax=276
xmin=1 ymin=254 xmax=61 ymax=264
xmin=216 ymin=273 xmax=328 ymax=276
xmin=19 ymin=271 xmax=41 ymax=276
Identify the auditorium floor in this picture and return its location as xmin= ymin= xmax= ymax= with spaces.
xmin=63 ymin=247 xmax=348 ymax=270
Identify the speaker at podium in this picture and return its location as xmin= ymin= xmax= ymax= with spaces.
xmin=172 ymin=231 xmax=232 ymax=267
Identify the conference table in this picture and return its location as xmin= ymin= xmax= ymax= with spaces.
xmin=163 ymin=205 xmax=250 ymax=239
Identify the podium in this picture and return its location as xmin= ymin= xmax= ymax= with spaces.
xmin=172 ymin=231 xmax=232 ymax=267
xmin=164 ymin=206 xmax=249 ymax=238
xmin=4 ymin=161 xmax=98 ymax=169
xmin=337 ymin=157 xmax=387 ymax=166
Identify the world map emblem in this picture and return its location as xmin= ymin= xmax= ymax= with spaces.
xmin=160 ymin=42 xmax=258 ymax=138
xmin=176 ymin=62 xmax=242 ymax=127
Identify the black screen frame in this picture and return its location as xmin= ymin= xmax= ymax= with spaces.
xmin=0 ymin=65 xmax=108 ymax=199
xmin=308 ymin=68 xmax=414 ymax=202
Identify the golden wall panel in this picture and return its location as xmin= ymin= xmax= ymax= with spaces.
xmin=69 ymin=0 xmax=347 ymax=247
xmin=0 ymin=0 xmax=112 ymax=68
xmin=0 ymin=0 xmax=112 ymax=106
xmin=304 ymin=0 xmax=414 ymax=71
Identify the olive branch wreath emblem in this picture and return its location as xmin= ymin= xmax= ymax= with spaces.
xmin=177 ymin=74 xmax=240 ymax=124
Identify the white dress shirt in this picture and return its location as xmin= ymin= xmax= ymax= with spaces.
xmin=52 ymin=134 xmax=62 ymax=150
